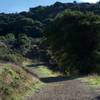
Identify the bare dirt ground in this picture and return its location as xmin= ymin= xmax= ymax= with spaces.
xmin=27 ymin=76 xmax=100 ymax=100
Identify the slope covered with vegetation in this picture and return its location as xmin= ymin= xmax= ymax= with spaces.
xmin=0 ymin=63 xmax=41 ymax=100
xmin=1 ymin=1 xmax=100 ymax=73
xmin=1 ymin=1 xmax=100 ymax=99
xmin=0 ymin=1 xmax=100 ymax=74
xmin=0 ymin=2 xmax=100 ymax=37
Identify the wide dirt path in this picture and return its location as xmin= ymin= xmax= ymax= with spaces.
xmin=25 ymin=45 xmax=100 ymax=100
xmin=28 ymin=76 xmax=100 ymax=100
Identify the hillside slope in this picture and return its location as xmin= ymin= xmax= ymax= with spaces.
xmin=0 ymin=63 xmax=41 ymax=100
xmin=0 ymin=2 xmax=100 ymax=37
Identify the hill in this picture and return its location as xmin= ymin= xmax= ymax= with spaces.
xmin=0 ymin=2 xmax=100 ymax=37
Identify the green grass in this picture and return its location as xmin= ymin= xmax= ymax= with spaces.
xmin=0 ymin=63 xmax=42 ymax=100
xmin=31 ymin=65 xmax=59 ymax=78
xmin=80 ymin=74 xmax=100 ymax=87
xmin=23 ymin=81 xmax=43 ymax=99
xmin=23 ymin=61 xmax=60 ymax=78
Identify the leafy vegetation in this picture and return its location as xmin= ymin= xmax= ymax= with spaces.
xmin=1 ymin=2 xmax=100 ymax=99
xmin=0 ymin=33 xmax=33 ymax=64
xmin=45 ymin=10 xmax=100 ymax=75
xmin=0 ymin=2 xmax=100 ymax=37
xmin=23 ymin=61 xmax=60 ymax=78
xmin=80 ymin=74 xmax=100 ymax=87
xmin=0 ymin=63 xmax=41 ymax=100
xmin=0 ymin=2 xmax=100 ymax=74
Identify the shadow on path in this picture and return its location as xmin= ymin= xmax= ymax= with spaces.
xmin=40 ymin=76 xmax=77 ymax=83
xmin=27 ymin=63 xmax=45 ymax=67
xmin=94 ymin=96 xmax=100 ymax=100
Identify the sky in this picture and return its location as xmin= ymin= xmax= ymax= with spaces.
xmin=0 ymin=0 xmax=99 ymax=13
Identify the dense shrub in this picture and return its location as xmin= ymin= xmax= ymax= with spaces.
xmin=17 ymin=34 xmax=32 ymax=55
xmin=0 ymin=33 xmax=33 ymax=64
xmin=45 ymin=10 xmax=100 ymax=75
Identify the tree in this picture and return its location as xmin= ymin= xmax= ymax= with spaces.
xmin=45 ymin=10 xmax=100 ymax=74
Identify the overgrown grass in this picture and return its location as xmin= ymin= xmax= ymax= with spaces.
xmin=0 ymin=63 xmax=42 ymax=100
xmin=80 ymin=74 xmax=100 ymax=87
xmin=31 ymin=65 xmax=59 ymax=77
xmin=23 ymin=61 xmax=60 ymax=78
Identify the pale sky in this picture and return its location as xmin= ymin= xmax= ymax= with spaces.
xmin=81 ymin=0 xmax=98 ymax=3
xmin=0 ymin=0 xmax=99 ymax=13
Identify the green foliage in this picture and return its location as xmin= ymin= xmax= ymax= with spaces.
xmin=0 ymin=64 xmax=40 ymax=100
xmin=17 ymin=34 xmax=31 ymax=55
xmin=5 ymin=33 xmax=15 ymax=42
xmin=29 ymin=65 xmax=58 ymax=77
xmin=0 ymin=33 xmax=32 ymax=64
xmin=45 ymin=10 xmax=100 ymax=75
xmin=0 ymin=2 xmax=100 ymax=37
xmin=6 ymin=53 xmax=26 ymax=65
xmin=81 ymin=74 xmax=100 ymax=87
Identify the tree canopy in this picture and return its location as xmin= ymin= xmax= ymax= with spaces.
xmin=45 ymin=10 xmax=100 ymax=75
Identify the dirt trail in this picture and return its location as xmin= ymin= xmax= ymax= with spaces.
xmin=22 ymin=47 xmax=100 ymax=100
xmin=27 ymin=76 xmax=100 ymax=100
